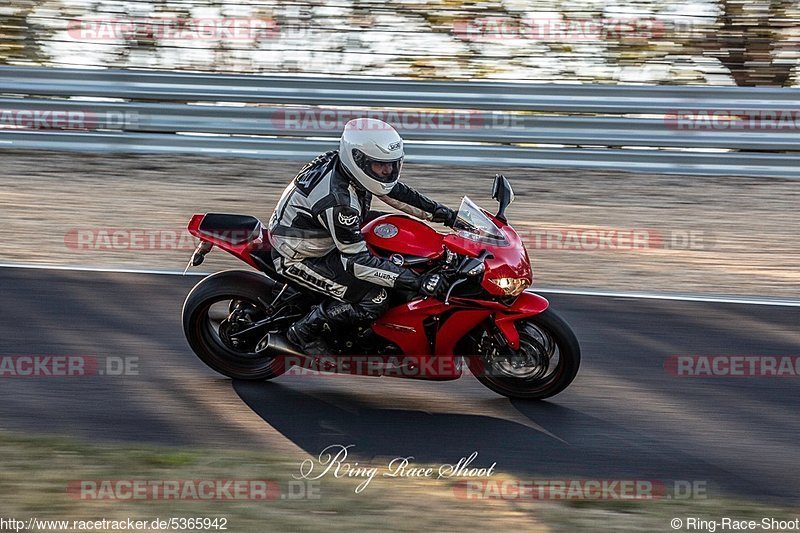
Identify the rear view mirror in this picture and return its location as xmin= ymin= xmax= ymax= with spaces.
xmin=491 ymin=174 xmax=514 ymax=222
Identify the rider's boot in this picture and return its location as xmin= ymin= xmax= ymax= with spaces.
xmin=286 ymin=303 xmax=335 ymax=357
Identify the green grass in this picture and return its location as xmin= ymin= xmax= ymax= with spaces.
xmin=0 ymin=431 xmax=796 ymax=532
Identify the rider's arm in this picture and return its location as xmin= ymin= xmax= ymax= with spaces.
xmin=382 ymin=182 xmax=455 ymax=226
xmin=319 ymin=204 xmax=419 ymax=291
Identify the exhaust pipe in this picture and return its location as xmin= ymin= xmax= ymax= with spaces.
xmin=255 ymin=333 xmax=306 ymax=358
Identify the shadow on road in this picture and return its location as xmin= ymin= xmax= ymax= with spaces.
xmin=233 ymin=380 xmax=755 ymax=498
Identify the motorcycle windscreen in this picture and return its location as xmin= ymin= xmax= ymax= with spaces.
xmin=453 ymin=196 xmax=509 ymax=246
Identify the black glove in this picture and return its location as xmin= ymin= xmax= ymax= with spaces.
xmin=418 ymin=273 xmax=448 ymax=298
xmin=431 ymin=204 xmax=457 ymax=228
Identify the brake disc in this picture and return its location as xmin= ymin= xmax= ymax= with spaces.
xmin=219 ymin=301 xmax=264 ymax=352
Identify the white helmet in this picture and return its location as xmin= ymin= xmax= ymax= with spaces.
xmin=339 ymin=118 xmax=404 ymax=196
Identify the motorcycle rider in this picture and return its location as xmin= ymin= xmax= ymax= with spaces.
xmin=268 ymin=118 xmax=457 ymax=356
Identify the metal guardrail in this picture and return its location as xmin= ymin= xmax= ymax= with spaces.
xmin=3 ymin=131 xmax=798 ymax=179
xmin=1 ymin=66 xmax=799 ymax=178
xmin=0 ymin=97 xmax=798 ymax=151
xmin=5 ymin=67 xmax=800 ymax=111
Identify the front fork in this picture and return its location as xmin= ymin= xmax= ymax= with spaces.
xmin=492 ymin=292 xmax=550 ymax=350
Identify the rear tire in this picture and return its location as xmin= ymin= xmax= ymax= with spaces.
xmin=467 ymin=309 xmax=580 ymax=399
xmin=182 ymin=270 xmax=291 ymax=380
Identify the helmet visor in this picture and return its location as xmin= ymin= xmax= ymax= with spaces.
xmin=352 ymin=148 xmax=403 ymax=184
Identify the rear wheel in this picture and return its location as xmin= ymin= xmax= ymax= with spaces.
xmin=182 ymin=270 xmax=303 ymax=380
xmin=466 ymin=309 xmax=580 ymax=399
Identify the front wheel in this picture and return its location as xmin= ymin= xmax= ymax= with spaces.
xmin=466 ymin=309 xmax=580 ymax=400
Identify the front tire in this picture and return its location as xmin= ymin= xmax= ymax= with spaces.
xmin=182 ymin=270 xmax=292 ymax=380
xmin=467 ymin=309 xmax=580 ymax=399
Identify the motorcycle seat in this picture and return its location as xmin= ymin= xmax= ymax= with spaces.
xmin=198 ymin=213 xmax=262 ymax=245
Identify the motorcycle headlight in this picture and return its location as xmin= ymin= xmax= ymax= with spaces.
xmin=489 ymin=277 xmax=530 ymax=297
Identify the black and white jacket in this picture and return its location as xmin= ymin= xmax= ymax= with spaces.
xmin=268 ymin=151 xmax=445 ymax=289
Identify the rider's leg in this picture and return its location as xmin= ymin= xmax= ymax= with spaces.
xmin=274 ymin=252 xmax=390 ymax=355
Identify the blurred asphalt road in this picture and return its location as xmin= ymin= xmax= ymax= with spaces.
xmin=0 ymin=266 xmax=798 ymax=502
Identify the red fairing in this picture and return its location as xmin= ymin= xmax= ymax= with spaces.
xmin=494 ymin=292 xmax=550 ymax=349
xmin=362 ymin=215 xmax=445 ymax=258
xmin=443 ymin=209 xmax=533 ymax=297
xmin=372 ymin=301 xmax=498 ymax=380
xmin=371 ymin=298 xmax=440 ymax=360
xmin=188 ymin=214 xmax=204 ymax=233
xmin=187 ymin=214 xmax=262 ymax=270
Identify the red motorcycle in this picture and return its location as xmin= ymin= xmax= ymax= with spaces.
xmin=182 ymin=175 xmax=580 ymax=399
